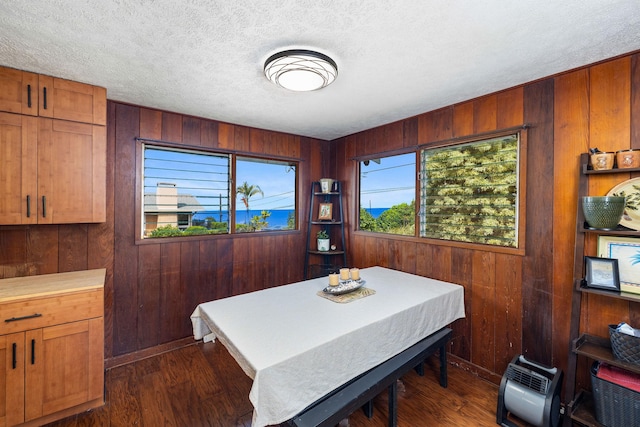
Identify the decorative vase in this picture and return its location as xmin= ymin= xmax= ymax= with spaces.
xmin=590 ymin=152 xmax=615 ymax=170
xmin=319 ymin=178 xmax=334 ymax=193
xmin=317 ymin=238 xmax=330 ymax=251
xmin=615 ymin=149 xmax=640 ymax=169
xmin=582 ymin=196 xmax=626 ymax=230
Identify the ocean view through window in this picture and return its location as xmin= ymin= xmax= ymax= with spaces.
xmin=140 ymin=143 xmax=297 ymax=239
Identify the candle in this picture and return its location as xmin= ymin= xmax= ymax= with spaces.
xmin=328 ymin=273 xmax=339 ymax=286
xmin=339 ymin=268 xmax=350 ymax=281
xmin=350 ymin=268 xmax=360 ymax=281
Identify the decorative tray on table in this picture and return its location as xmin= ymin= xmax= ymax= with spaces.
xmin=322 ymin=279 xmax=366 ymax=295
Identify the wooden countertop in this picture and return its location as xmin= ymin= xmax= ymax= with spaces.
xmin=0 ymin=268 xmax=106 ymax=302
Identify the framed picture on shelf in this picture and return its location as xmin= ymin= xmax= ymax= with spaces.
xmin=318 ymin=203 xmax=333 ymax=220
xmin=598 ymin=236 xmax=640 ymax=294
xmin=584 ymin=256 xmax=620 ymax=291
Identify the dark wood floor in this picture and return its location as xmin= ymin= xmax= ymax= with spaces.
xmin=46 ymin=341 xmax=520 ymax=427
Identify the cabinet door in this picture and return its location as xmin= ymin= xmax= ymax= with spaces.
xmin=37 ymin=118 xmax=106 ymax=223
xmin=0 ymin=66 xmax=39 ymax=116
xmin=38 ymin=76 xmax=106 ymax=125
xmin=0 ymin=333 xmax=25 ymax=427
xmin=0 ymin=113 xmax=38 ymax=225
xmin=24 ymin=318 xmax=103 ymax=422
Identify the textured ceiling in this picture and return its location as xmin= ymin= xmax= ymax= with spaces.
xmin=1 ymin=1 xmax=639 ymax=140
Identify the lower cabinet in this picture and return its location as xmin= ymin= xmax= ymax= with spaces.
xmin=0 ymin=270 xmax=105 ymax=427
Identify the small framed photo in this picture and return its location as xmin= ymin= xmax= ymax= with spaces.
xmin=584 ymin=256 xmax=620 ymax=291
xmin=318 ymin=203 xmax=333 ymax=220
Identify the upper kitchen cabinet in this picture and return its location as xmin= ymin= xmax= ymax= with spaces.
xmin=0 ymin=66 xmax=106 ymax=225
xmin=38 ymin=75 xmax=106 ymax=126
xmin=0 ymin=66 xmax=39 ymax=116
xmin=37 ymin=118 xmax=106 ymax=224
xmin=0 ymin=113 xmax=38 ymax=225
xmin=0 ymin=66 xmax=106 ymax=126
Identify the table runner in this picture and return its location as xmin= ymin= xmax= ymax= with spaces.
xmin=191 ymin=266 xmax=465 ymax=427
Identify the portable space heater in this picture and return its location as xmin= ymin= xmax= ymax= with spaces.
xmin=497 ymin=355 xmax=563 ymax=427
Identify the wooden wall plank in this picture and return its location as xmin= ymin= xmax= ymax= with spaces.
xmin=494 ymin=253 xmax=522 ymax=375
xmin=112 ymin=102 xmax=140 ymax=355
xmin=553 ymin=69 xmax=589 ymax=371
xmin=449 ymin=247 xmax=472 ymax=360
xmin=160 ymin=242 xmax=182 ymax=343
xmin=139 ymin=108 xmax=162 ymax=139
xmin=473 ymin=95 xmax=497 ymax=133
xmin=471 ymin=251 xmax=496 ymax=372
xmin=137 ymin=244 xmax=161 ymax=349
xmin=180 ymin=241 xmax=200 ymax=337
xmin=521 ymin=79 xmax=555 ymax=365
xmin=161 ymin=112 xmax=183 ymax=143
xmin=418 ymin=107 xmax=452 ymax=144
xmin=26 ymin=225 xmax=58 ymax=275
xmin=453 ymin=102 xmax=474 ymax=137
xmin=497 ymin=88 xmax=524 ymax=129
xmin=58 ymin=224 xmax=88 ymax=272
xmin=200 ymin=120 xmax=219 ymax=149
xmin=182 ymin=116 xmax=201 ymax=146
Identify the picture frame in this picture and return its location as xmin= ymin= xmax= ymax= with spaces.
xmin=584 ymin=256 xmax=620 ymax=291
xmin=318 ymin=203 xmax=333 ymax=220
xmin=598 ymin=236 xmax=640 ymax=294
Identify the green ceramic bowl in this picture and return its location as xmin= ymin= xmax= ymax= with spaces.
xmin=582 ymin=196 xmax=626 ymax=230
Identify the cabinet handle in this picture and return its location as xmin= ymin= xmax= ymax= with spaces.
xmin=4 ymin=313 xmax=42 ymax=323
xmin=31 ymin=339 xmax=35 ymax=365
xmin=43 ymin=86 xmax=47 ymax=110
xmin=42 ymin=195 xmax=46 ymax=218
xmin=26 ymin=194 xmax=31 ymax=217
xmin=12 ymin=343 xmax=17 ymax=369
xmin=27 ymin=84 xmax=32 ymax=108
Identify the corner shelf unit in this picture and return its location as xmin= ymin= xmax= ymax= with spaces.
xmin=564 ymin=153 xmax=640 ymax=427
xmin=304 ymin=181 xmax=347 ymax=279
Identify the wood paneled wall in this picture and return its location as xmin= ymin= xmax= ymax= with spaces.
xmin=329 ymin=52 xmax=640 ymax=385
xmin=0 ymin=52 xmax=638 ymax=388
xmin=0 ymin=101 xmax=326 ymax=360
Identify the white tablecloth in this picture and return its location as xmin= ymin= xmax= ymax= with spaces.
xmin=191 ymin=266 xmax=465 ymax=427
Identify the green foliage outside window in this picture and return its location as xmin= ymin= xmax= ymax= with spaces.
xmin=360 ymin=202 xmax=416 ymax=235
xmin=420 ymin=134 xmax=520 ymax=247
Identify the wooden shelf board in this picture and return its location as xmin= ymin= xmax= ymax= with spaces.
xmin=570 ymin=391 xmax=604 ymax=427
xmin=308 ymin=250 xmax=345 ymax=255
xmin=576 ymin=280 xmax=640 ymax=303
xmin=574 ymin=333 xmax=640 ymax=375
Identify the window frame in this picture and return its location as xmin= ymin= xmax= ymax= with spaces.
xmin=356 ymin=150 xmax=419 ymax=236
xmin=135 ymin=139 xmax=300 ymax=244
xmin=419 ymin=131 xmax=525 ymax=251
xmin=354 ymin=128 xmax=527 ymax=255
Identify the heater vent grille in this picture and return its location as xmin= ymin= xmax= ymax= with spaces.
xmin=505 ymin=364 xmax=550 ymax=395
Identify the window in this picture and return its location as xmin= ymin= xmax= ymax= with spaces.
xmin=141 ymin=144 xmax=297 ymax=239
xmin=235 ymin=157 xmax=297 ymax=232
xmin=359 ymin=153 xmax=416 ymax=235
xmin=419 ymin=133 xmax=521 ymax=248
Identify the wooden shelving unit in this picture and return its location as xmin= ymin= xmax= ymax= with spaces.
xmin=564 ymin=153 xmax=640 ymax=427
xmin=304 ymin=181 xmax=347 ymax=279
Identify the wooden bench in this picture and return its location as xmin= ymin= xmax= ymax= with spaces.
xmin=287 ymin=327 xmax=452 ymax=427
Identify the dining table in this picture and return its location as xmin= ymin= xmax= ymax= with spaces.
xmin=191 ymin=266 xmax=465 ymax=427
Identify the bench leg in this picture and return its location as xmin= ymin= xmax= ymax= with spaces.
xmin=439 ymin=345 xmax=448 ymax=388
xmin=361 ymin=400 xmax=374 ymax=418
xmin=388 ymin=381 xmax=397 ymax=427
xmin=414 ymin=361 xmax=425 ymax=376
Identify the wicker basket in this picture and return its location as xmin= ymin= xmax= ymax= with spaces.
xmin=609 ymin=325 xmax=640 ymax=365
xmin=591 ymin=362 xmax=640 ymax=427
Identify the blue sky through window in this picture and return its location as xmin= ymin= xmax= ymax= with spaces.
xmin=360 ymin=153 xmax=415 ymax=209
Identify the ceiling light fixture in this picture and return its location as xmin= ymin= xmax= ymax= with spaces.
xmin=264 ymin=49 xmax=338 ymax=92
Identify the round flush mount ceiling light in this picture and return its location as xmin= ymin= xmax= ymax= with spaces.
xmin=264 ymin=49 xmax=338 ymax=92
